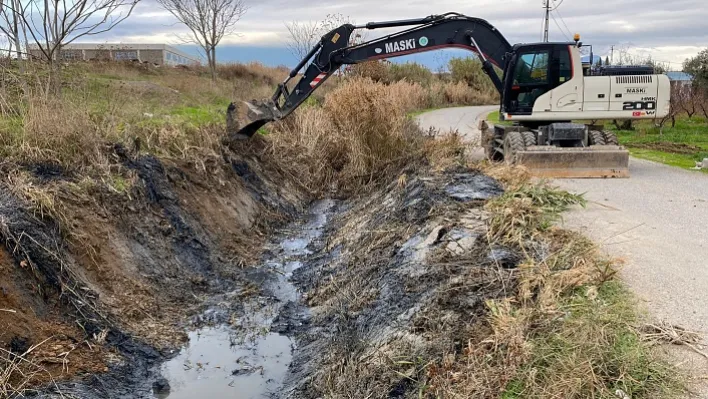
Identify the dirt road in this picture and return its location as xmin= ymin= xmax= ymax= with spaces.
xmin=416 ymin=106 xmax=497 ymax=150
xmin=418 ymin=107 xmax=708 ymax=392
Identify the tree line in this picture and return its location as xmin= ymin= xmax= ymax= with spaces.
xmin=657 ymin=49 xmax=708 ymax=129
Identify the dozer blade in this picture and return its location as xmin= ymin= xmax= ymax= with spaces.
xmin=515 ymin=145 xmax=630 ymax=178
xmin=225 ymin=100 xmax=281 ymax=141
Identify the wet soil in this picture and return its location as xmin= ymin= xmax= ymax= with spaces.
xmin=3 ymin=136 xmax=507 ymax=399
xmin=278 ymin=169 xmax=506 ymax=398
xmin=150 ymin=199 xmax=336 ymax=398
xmin=629 ymin=142 xmax=704 ymax=155
xmin=0 ymin=143 xmax=305 ymax=397
xmin=125 ymin=168 xmax=502 ymax=399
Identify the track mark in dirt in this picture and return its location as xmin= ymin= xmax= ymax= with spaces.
xmin=154 ymin=200 xmax=336 ymax=399
xmin=628 ymin=142 xmax=704 ymax=155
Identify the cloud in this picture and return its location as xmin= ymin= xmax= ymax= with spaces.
xmin=84 ymin=0 xmax=708 ymax=66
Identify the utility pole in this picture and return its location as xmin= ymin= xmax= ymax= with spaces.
xmin=610 ymin=45 xmax=614 ymax=65
xmin=543 ymin=0 xmax=551 ymax=42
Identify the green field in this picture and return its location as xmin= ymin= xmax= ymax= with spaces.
xmin=610 ymin=116 xmax=708 ymax=171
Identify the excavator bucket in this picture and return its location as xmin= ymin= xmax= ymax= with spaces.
xmin=225 ymin=100 xmax=280 ymax=141
xmin=516 ymin=146 xmax=630 ymax=178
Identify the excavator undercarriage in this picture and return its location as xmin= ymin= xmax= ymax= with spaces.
xmin=483 ymin=124 xmax=629 ymax=178
xmin=226 ymin=12 xmax=672 ymax=178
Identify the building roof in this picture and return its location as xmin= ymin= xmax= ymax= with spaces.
xmin=666 ymin=71 xmax=694 ymax=81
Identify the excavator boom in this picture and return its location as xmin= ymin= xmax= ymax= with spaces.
xmin=226 ymin=13 xmax=510 ymax=138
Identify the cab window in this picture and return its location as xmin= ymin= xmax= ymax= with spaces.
xmin=513 ymin=51 xmax=549 ymax=84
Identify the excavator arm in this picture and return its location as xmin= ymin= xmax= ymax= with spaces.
xmin=227 ymin=12 xmax=512 ymax=138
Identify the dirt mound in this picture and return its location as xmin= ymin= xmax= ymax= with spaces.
xmin=629 ymin=142 xmax=703 ymax=154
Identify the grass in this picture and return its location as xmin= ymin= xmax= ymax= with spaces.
xmin=611 ymin=115 xmax=708 ymax=171
xmin=504 ymin=280 xmax=680 ymax=398
xmin=628 ymin=148 xmax=706 ymax=170
xmin=170 ymin=105 xmax=226 ymax=126
xmin=407 ymin=107 xmax=441 ymax=118
xmin=0 ymin=61 xmax=282 ymax=178
xmin=427 ymin=178 xmax=683 ymax=398
xmin=486 ymin=110 xmax=513 ymax=126
xmin=486 ymin=182 xmax=585 ymax=243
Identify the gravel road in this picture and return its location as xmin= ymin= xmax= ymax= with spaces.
xmin=418 ymin=107 xmax=708 ymax=395
xmin=416 ymin=105 xmax=497 ymax=157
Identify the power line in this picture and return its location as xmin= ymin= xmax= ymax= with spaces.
xmin=550 ymin=0 xmax=565 ymax=11
xmin=551 ymin=0 xmax=565 ymax=11
xmin=553 ymin=8 xmax=574 ymax=39
xmin=550 ymin=12 xmax=570 ymax=41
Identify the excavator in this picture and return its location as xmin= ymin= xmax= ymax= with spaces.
xmin=226 ymin=12 xmax=671 ymax=178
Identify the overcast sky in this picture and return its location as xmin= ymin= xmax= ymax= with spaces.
xmin=94 ymin=0 xmax=707 ymax=69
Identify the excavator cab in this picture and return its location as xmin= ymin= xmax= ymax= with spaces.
xmin=502 ymin=43 xmax=574 ymax=116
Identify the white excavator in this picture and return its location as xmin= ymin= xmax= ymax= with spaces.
xmin=227 ymin=12 xmax=671 ymax=177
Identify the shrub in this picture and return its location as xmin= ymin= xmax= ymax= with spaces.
xmin=385 ymin=79 xmax=428 ymax=112
xmin=269 ymin=77 xmax=425 ymax=194
xmin=216 ymin=62 xmax=287 ymax=86
xmin=449 ymin=57 xmax=499 ymax=101
xmin=423 ymin=81 xmax=497 ymax=108
xmin=347 ymin=60 xmax=390 ymax=82
xmin=386 ymin=62 xmax=433 ymax=86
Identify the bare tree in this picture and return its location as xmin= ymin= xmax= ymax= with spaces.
xmin=657 ymin=83 xmax=682 ymax=132
xmin=284 ymin=20 xmax=320 ymax=60
xmin=158 ymin=0 xmax=247 ymax=81
xmin=676 ymin=83 xmax=699 ymax=119
xmin=697 ymin=84 xmax=708 ymax=119
xmin=285 ymin=13 xmax=365 ymax=77
xmin=15 ymin=0 xmax=138 ymax=94
xmin=0 ymin=0 xmax=26 ymax=72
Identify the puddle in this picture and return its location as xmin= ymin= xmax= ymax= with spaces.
xmin=155 ymin=328 xmax=292 ymax=399
xmin=154 ymin=199 xmax=336 ymax=398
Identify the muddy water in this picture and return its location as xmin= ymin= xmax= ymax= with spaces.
xmin=155 ymin=200 xmax=335 ymax=399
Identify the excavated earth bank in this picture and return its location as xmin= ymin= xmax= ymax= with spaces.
xmin=3 ymin=135 xmax=509 ymax=398
xmin=1 ymin=140 xmax=303 ymax=398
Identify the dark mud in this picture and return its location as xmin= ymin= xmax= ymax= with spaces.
xmin=16 ymin=156 xmax=504 ymax=399
xmin=132 ymin=168 xmax=501 ymax=399
xmin=8 ymin=147 xmax=303 ymax=398
xmin=280 ymin=170 xmax=505 ymax=398
xmin=146 ymin=199 xmax=337 ymax=399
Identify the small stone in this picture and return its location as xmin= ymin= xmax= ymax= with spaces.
xmin=423 ymin=226 xmax=447 ymax=247
xmin=446 ymin=241 xmax=464 ymax=255
xmin=152 ymin=377 xmax=170 ymax=395
xmin=702 ymin=158 xmax=708 ymax=169
xmin=456 ymin=235 xmax=478 ymax=251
